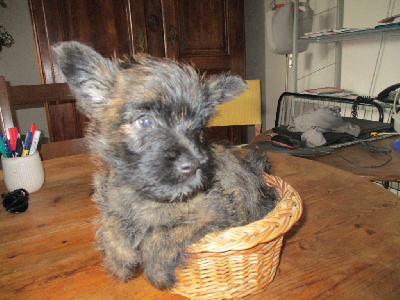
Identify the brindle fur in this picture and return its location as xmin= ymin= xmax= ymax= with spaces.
xmin=53 ymin=41 xmax=277 ymax=288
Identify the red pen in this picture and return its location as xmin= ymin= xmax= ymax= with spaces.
xmin=8 ymin=127 xmax=18 ymax=151
xmin=30 ymin=123 xmax=36 ymax=134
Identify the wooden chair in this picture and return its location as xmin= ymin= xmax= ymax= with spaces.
xmin=0 ymin=76 xmax=89 ymax=160
xmin=208 ymin=79 xmax=262 ymax=144
xmin=0 ymin=76 xmax=88 ymax=141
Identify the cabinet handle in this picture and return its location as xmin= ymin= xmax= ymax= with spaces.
xmin=138 ymin=27 xmax=145 ymax=53
xmin=168 ymin=25 xmax=178 ymax=50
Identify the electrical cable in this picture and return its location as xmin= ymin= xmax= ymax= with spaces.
xmin=334 ymin=151 xmax=392 ymax=169
xmin=333 ymin=138 xmax=393 ymax=168
xmin=297 ymin=63 xmax=336 ymax=81
xmin=312 ymin=6 xmax=337 ymax=17
xmin=292 ymin=4 xmax=337 ymax=87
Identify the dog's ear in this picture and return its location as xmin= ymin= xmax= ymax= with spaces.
xmin=202 ymin=74 xmax=248 ymax=108
xmin=52 ymin=41 xmax=120 ymax=117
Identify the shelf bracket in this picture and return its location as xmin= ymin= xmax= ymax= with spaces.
xmin=291 ymin=0 xmax=299 ymax=93
xmin=334 ymin=0 xmax=344 ymax=88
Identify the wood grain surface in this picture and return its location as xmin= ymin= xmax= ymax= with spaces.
xmin=0 ymin=152 xmax=399 ymax=299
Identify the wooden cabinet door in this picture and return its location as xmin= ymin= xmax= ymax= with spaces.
xmin=162 ymin=0 xmax=245 ymax=77
xmin=162 ymin=0 xmax=246 ymax=144
xmin=29 ymin=0 xmax=245 ymax=143
xmin=130 ymin=0 xmax=165 ymax=57
xmin=29 ymin=0 xmax=141 ymax=141
xmin=29 ymin=0 xmax=138 ymax=84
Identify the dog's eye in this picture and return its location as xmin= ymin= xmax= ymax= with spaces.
xmin=134 ymin=115 xmax=156 ymax=130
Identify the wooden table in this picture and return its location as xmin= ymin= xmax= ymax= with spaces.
xmin=252 ymin=132 xmax=400 ymax=182
xmin=1 ymin=153 xmax=399 ymax=299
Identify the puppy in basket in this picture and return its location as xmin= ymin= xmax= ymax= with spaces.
xmin=53 ymin=41 xmax=277 ymax=288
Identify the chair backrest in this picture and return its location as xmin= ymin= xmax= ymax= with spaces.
xmin=208 ymin=79 xmax=262 ymax=137
xmin=275 ymin=92 xmax=386 ymax=127
xmin=0 ymin=76 xmax=87 ymax=142
xmin=0 ymin=76 xmax=89 ymax=159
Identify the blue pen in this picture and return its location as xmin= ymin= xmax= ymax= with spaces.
xmin=2 ymin=135 xmax=12 ymax=157
xmin=22 ymin=132 xmax=32 ymax=156
xmin=15 ymin=136 xmax=22 ymax=157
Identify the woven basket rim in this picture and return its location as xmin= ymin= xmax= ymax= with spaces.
xmin=186 ymin=174 xmax=303 ymax=253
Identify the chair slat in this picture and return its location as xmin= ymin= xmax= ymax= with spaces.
xmin=8 ymin=83 xmax=74 ymax=105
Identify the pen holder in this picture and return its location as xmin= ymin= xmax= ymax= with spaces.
xmin=1 ymin=152 xmax=45 ymax=193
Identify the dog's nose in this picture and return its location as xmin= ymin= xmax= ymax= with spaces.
xmin=176 ymin=159 xmax=200 ymax=177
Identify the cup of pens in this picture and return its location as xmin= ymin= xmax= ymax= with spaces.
xmin=1 ymin=124 xmax=44 ymax=193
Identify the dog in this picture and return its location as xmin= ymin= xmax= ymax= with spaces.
xmin=53 ymin=41 xmax=278 ymax=289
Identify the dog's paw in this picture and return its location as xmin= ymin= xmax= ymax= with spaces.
xmin=144 ymin=265 xmax=177 ymax=289
xmin=104 ymin=256 xmax=139 ymax=282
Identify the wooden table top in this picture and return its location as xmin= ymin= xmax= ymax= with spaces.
xmin=0 ymin=153 xmax=399 ymax=299
xmin=252 ymin=132 xmax=400 ymax=182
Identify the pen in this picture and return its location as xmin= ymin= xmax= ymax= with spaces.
xmin=2 ymin=135 xmax=12 ymax=158
xmin=22 ymin=131 xmax=32 ymax=156
xmin=29 ymin=130 xmax=41 ymax=155
xmin=30 ymin=123 xmax=36 ymax=134
xmin=15 ymin=135 xmax=22 ymax=157
xmin=371 ymin=132 xmax=398 ymax=136
xmin=8 ymin=127 xmax=18 ymax=152
xmin=0 ymin=135 xmax=7 ymax=157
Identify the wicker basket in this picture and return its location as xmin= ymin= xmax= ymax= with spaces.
xmin=171 ymin=175 xmax=302 ymax=300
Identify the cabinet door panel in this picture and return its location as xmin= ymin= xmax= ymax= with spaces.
xmin=130 ymin=0 xmax=165 ymax=57
xmin=29 ymin=0 xmax=137 ymax=141
xmin=162 ymin=0 xmax=246 ymax=144
xmin=30 ymin=0 xmax=136 ymax=83
xmin=178 ymin=0 xmax=227 ymax=56
xmin=29 ymin=0 xmax=245 ymax=143
xmin=163 ymin=0 xmax=245 ymax=77
xmin=58 ymin=1 xmax=133 ymax=56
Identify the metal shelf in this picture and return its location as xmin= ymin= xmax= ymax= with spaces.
xmin=298 ymin=26 xmax=400 ymax=44
xmin=290 ymin=0 xmax=399 ymax=93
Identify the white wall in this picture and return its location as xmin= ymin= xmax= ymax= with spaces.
xmin=0 ymin=0 xmax=49 ymax=139
xmin=245 ymin=0 xmax=400 ymax=130
xmin=245 ymin=0 xmax=287 ymax=130
xmin=298 ymin=0 xmax=400 ymax=96
xmin=294 ymin=0 xmax=337 ymax=92
xmin=0 ymin=1 xmax=40 ymax=85
xmin=341 ymin=0 xmax=400 ymax=96
xmin=244 ymin=0 xmax=339 ymax=129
